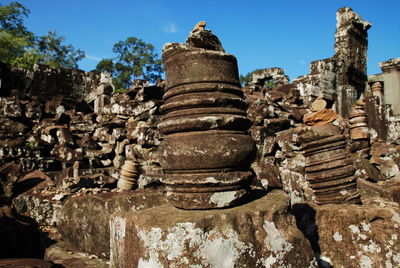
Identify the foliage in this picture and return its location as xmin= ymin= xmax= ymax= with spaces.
xmin=264 ymin=79 xmax=276 ymax=89
xmin=0 ymin=1 xmax=32 ymax=37
xmin=240 ymin=69 xmax=276 ymax=89
xmin=239 ymin=72 xmax=252 ymax=87
xmin=0 ymin=2 xmax=84 ymax=69
xmin=95 ymin=37 xmax=163 ymax=89
xmin=114 ymin=88 xmax=128 ymax=94
xmin=36 ymin=31 xmax=85 ymax=69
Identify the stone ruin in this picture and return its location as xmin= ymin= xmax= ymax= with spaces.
xmin=1 ymin=6 xmax=400 ymax=268
xmin=159 ymin=28 xmax=256 ymax=209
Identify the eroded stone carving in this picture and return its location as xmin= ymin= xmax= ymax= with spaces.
xmin=117 ymin=160 xmax=138 ymax=191
xmin=159 ymin=23 xmax=256 ymax=209
xmin=300 ymin=124 xmax=361 ymax=204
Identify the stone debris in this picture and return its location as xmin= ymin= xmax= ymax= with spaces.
xmin=45 ymin=242 xmax=109 ymax=268
xmin=191 ymin=21 xmax=206 ymax=33
xmin=311 ymin=97 xmax=327 ymax=112
xmin=303 ymin=108 xmax=339 ymax=126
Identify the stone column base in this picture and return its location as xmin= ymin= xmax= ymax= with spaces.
xmin=110 ymin=190 xmax=315 ymax=267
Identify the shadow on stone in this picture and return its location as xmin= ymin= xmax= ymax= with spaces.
xmin=0 ymin=207 xmax=44 ymax=258
xmin=291 ymin=203 xmax=332 ymax=268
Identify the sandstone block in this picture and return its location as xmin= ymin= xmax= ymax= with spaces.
xmin=303 ymin=109 xmax=339 ymax=126
xmin=57 ymin=190 xmax=166 ymax=259
xmin=45 ymin=242 xmax=109 ymax=268
xmin=110 ymin=190 xmax=315 ymax=267
xmin=293 ymin=197 xmax=400 ymax=267
xmin=13 ymin=188 xmax=63 ymax=226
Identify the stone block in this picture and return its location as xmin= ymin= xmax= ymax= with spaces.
xmin=0 ymin=258 xmax=53 ymax=267
xmin=293 ymin=197 xmax=400 ymax=267
xmin=51 ymin=145 xmax=83 ymax=162
xmin=110 ymin=190 xmax=314 ymax=267
xmin=45 ymin=242 xmax=109 ymax=268
xmin=12 ymin=188 xmax=63 ymax=226
xmin=251 ymin=157 xmax=282 ymax=189
xmin=57 ymin=189 xmax=166 ymax=259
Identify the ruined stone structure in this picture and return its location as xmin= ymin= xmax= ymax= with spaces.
xmin=367 ymin=57 xmax=400 ymax=142
xmin=370 ymin=58 xmax=400 ymax=114
xmin=300 ymin=124 xmax=360 ymax=205
xmin=1 ymin=7 xmax=400 ymax=268
xmin=294 ymin=7 xmax=371 ymax=117
xmin=117 ymin=160 xmax=138 ymax=190
xmin=159 ymin=29 xmax=256 ymax=209
xmin=348 ymin=98 xmax=370 ymax=156
xmin=251 ymin=67 xmax=290 ymax=88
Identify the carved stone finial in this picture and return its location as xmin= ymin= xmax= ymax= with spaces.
xmin=191 ymin=21 xmax=206 ymax=33
xmin=185 ymin=22 xmax=225 ymax=52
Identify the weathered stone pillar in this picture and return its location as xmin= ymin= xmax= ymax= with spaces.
xmin=335 ymin=7 xmax=371 ymax=117
xmin=348 ymin=98 xmax=370 ymax=156
xmin=117 ymin=160 xmax=138 ymax=190
xmin=371 ymin=81 xmax=383 ymax=103
xmin=158 ymin=26 xmax=256 ymax=209
xmin=300 ymin=124 xmax=361 ymax=204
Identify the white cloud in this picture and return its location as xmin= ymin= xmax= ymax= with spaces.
xmin=164 ymin=22 xmax=177 ymax=34
xmin=300 ymin=59 xmax=306 ymax=65
xmin=85 ymin=54 xmax=102 ymax=61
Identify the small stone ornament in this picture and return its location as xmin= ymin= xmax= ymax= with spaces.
xmin=117 ymin=160 xmax=138 ymax=190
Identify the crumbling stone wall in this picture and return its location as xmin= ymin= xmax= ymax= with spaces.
xmin=293 ymin=7 xmax=371 ymax=117
xmin=367 ymin=57 xmax=400 ymax=142
xmin=0 ymin=62 xmax=100 ymax=100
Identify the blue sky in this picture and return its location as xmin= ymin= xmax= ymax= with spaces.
xmin=4 ymin=0 xmax=400 ymax=81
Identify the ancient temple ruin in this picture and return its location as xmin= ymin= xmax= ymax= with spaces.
xmin=294 ymin=7 xmax=371 ymax=117
xmin=1 ymin=6 xmax=400 ymax=268
xmin=159 ymin=27 xmax=256 ymax=209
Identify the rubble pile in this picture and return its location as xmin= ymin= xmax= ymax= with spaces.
xmin=293 ymin=7 xmax=371 ymax=117
xmin=0 ymin=63 xmax=166 ymax=265
xmin=243 ymin=72 xmax=308 ymax=192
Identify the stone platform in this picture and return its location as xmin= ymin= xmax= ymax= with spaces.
xmin=110 ymin=190 xmax=315 ymax=268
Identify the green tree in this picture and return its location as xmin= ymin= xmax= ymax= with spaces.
xmin=240 ymin=72 xmax=252 ymax=86
xmin=0 ymin=1 xmax=84 ymax=69
xmin=0 ymin=1 xmax=32 ymax=38
xmin=37 ymin=31 xmax=85 ymax=69
xmin=95 ymin=37 xmax=163 ymax=89
xmin=95 ymin=58 xmax=114 ymax=74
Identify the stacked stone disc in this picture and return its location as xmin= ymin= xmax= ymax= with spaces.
xmin=117 ymin=160 xmax=138 ymax=190
xmin=300 ymin=125 xmax=360 ymax=204
xmin=158 ymin=29 xmax=256 ymax=209
xmin=348 ymin=100 xmax=369 ymax=155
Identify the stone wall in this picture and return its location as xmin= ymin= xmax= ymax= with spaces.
xmin=367 ymin=57 xmax=400 ymax=142
xmin=0 ymin=62 xmax=100 ymax=100
xmin=293 ymin=7 xmax=371 ymax=117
